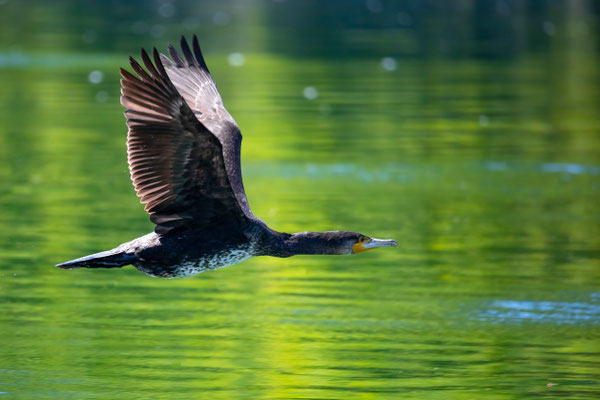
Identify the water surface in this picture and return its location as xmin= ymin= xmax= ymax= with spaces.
xmin=1 ymin=1 xmax=599 ymax=399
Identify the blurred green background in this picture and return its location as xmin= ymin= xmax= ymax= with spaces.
xmin=0 ymin=0 xmax=599 ymax=399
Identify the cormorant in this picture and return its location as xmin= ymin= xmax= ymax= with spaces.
xmin=56 ymin=36 xmax=397 ymax=278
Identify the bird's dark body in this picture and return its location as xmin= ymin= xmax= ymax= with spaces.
xmin=127 ymin=222 xmax=281 ymax=278
xmin=56 ymin=35 xmax=396 ymax=277
xmin=129 ymin=230 xmax=250 ymax=278
xmin=59 ymin=220 xmax=290 ymax=278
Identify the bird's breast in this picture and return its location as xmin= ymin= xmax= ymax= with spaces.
xmin=174 ymin=247 xmax=253 ymax=277
xmin=135 ymin=244 xmax=254 ymax=278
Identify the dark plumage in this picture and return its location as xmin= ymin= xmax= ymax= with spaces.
xmin=56 ymin=35 xmax=397 ymax=278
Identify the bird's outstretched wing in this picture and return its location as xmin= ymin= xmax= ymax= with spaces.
xmin=159 ymin=36 xmax=253 ymax=219
xmin=120 ymin=44 xmax=250 ymax=235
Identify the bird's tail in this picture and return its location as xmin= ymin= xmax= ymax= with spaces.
xmin=56 ymin=248 xmax=137 ymax=269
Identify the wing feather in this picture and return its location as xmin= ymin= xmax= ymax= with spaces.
xmin=120 ymin=46 xmax=249 ymax=235
xmin=160 ymin=35 xmax=254 ymax=218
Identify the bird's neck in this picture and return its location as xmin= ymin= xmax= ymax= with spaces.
xmin=253 ymin=225 xmax=346 ymax=257
xmin=282 ymin=231 xmax=345 ymax=256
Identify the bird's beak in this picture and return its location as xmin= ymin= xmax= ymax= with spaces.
xmin=353 ymin=237 xmax=398 ymax=253
xmin=363 ymin=237 xmax=398 ymax=249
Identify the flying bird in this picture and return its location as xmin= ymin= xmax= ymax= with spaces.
xmin=56 ymin=36 xmax=397 ymax=278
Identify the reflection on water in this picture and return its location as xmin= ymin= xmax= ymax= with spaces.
xmin=485 ymin=161 xmax=600 ymax=175
xmin=478 ymin=299 xmax=600 ymax=325
xmin=244 ymin=161 xmax=600 ymax=184
xmin=1 ymin=0 xmax=600 ymax=399
xmin=538 ymin=163 xmax=600 ymax=175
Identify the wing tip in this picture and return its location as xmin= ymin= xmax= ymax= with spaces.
xmin=191 ymin=34 xmax=209 ymax=72
xmin=179 ymin=35 xmax=194 ymax=67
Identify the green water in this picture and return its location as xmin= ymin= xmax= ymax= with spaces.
xmin=1 ymin=1 xmax=599 ymax=399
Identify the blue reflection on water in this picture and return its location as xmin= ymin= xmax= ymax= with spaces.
xmin=0 ymin=53 xmax=29 ymax=67
xmin=540 ymin=163 xmax=600 ymax=175
xmin=477 ymin=298 xmax=600 ymax=325
xmin=246 ymin=162 xmax=418 ymax=183
xmin=245 ymin=161 xmax=600 ymax=184
xmin=484 ymin=161 xmax=508 ymax=171
xmin=0 ymin=52 xmax=116 ymax=68
xmin=485 ymin=161 xmax=600 ymax=175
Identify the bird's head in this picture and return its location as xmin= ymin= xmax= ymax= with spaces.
xmin=285 ymin=231 xmax=397 ymax=255
xmin=348 ymin=233 xmax=398 ymax=254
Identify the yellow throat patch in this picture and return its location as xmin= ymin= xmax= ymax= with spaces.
xmin=352 ymin=237 xmax=373 ymax=253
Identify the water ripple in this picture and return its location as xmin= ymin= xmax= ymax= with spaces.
xmin=485 ymin=161 xmax=600 ymax=175
xmin=245 ymin=161 xmax=600 ymax=184
xmin=477 ymin=299 xmax=600 ymax=325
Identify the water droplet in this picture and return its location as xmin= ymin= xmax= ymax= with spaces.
xmin=319 ymin=103 xmax=331 ymax=115
xmin=150 ymin=24 xmax=166 ymax=38
xmin=366 ymin=0 xmax=382 ymax=13
xmin=381 ymin=57 xmax=397 ymax=71
xmin=478 ymin=114 xmax=489 ymax=126
xmin=95 ymin=90 xmax=108 ymax=102
xmin=496 ymin=1 xmax=510 ymax=16
xmin=228 ymin=53 xmax=245 ymax=66
xmin=131 ymin=21 xmax=148 ymax=35
xmin=82 ymin=30 xmax=97 ymax=44
xmin=543 ymin=21 xmax=555 ymax=36
xmin=184 ymin=17 xmax=199 ymax=30
xmin=88 ymin=70 xmax=103 ymax=84
xmin=397 ymin=12 xmax=412 ymax=26
xmin=213 ymin=11 xmax=230 ymax=26
xmin=158 ymin=2 xmax=175 ymax=18
xmin=303 ymin=86 xmax=318 ymax=100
